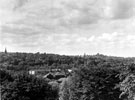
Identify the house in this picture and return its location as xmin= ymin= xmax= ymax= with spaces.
xmin=43 ymin=73 xmax=54 ymax=79
xmin=28 ymin=69 xmax=50 ymax=75
xmin=51 ymin=69 xmax=61 ymax=72
xmin=54 ymin=72 xmax=66 ymax=80
xmin=29 ymin=70 xmax=35 ymax=75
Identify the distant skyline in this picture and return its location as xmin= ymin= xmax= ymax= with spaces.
xmin=0 ymin=0 xmax=135 ymax=57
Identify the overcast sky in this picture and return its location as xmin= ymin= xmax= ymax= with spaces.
xmin=0 ymin=0 xmax=135 ymax=57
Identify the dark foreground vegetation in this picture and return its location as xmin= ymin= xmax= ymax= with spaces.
xmin=1 ymin=52 xmax=135 ymax=100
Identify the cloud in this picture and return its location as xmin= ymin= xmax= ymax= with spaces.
xmin=57 ymin=0 xmax=102 ymax=26
xmin=0 ymin=0 xmax=26 ymax=25
xmin=1 ymin=0 xmax=134 ymax=28
xmin=104 ymin=0 xmax=135 ymax=19
xmin=75 ymin=32 xmax=135 ymax=48
xmin=67 ymin=32 xmax=135 ymax=57
xmin=13 ymin=0 xmax=28 ymax=10
xmin=0 ymin=0 xmax=135 ymax=57
xmin=113 ymin=0 xmax=134 ymax=19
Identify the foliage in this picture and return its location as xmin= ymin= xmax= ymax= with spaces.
xmin=1 ymin=70 xmax=58 ymax=100
xmin=59 ymin=78 xmax=71 ymax=100
xmin=0 ymin=52 xmax=134 ymax=72
xmin=1 ymin=52 xmax=135 ymax=100
xmin=117 ymin=63 xmax=135 ymax=100
xmin=65 ymin=66 xmax=122 ymax=100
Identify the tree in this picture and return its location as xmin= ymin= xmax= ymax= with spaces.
xmin=68 ymin=65 xmax=122 ymax=100
xmin=118 ymin=63 xmax=135 ymax=100
xmin=1 ymin=72 xmax=59 ymax=100
xmin=59 ymin=78 xmax=71 ymax=100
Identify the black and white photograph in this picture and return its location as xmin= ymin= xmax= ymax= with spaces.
xmin=0 ymin=0 xmax=135 ymax=100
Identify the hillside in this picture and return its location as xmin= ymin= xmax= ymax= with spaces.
xmin=1 ymin=52 xmax=135 ymax=100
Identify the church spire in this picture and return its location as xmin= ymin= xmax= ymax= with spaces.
xmin=5 ymin=48 xmax=7 ymax=54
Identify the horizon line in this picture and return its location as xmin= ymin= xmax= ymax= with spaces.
xmin=0 ymin=50 xmax=135 ymax=58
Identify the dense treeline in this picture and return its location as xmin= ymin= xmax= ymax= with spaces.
xmin=1 ymin=52 xmax=135 ymax=100
xmin=0 ymin=52 xmax=135 ymax=71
